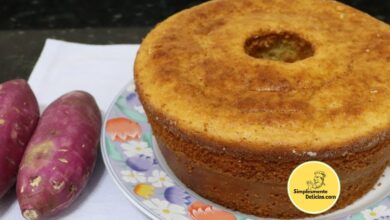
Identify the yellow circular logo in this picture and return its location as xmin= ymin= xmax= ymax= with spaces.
xmin=287 ymin=161 xmax=340 ymax=214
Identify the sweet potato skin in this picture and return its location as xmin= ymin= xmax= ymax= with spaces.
xmin=17 ymin=91 xmax=101 ymax=220
xmin=0 ymin=79 xmax=39 ymax=199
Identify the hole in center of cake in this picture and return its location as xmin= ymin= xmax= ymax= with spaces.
xmin=244 ymin=32 xmax=314 ymax=63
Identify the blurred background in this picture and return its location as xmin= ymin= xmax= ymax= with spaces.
xmin=0 ymin=0 xmax=389 ymax=80
xmin=0 ymin=0 xmax=389 ymax=29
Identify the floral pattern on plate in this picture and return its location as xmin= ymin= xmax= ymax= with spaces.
xmin=102 ymin=81 xmax=390 ymax=220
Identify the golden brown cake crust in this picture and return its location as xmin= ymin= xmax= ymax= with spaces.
xmin=135 ymin=0 xmax=390 ymax=154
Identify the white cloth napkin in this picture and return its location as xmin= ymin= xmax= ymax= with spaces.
xmin=0 ymin=39 xmax=148 ymax=220
xmin=29 ymin=39 xmax=139 ymax=111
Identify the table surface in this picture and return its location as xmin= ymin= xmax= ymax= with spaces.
xmin=0 ymin=0 xmax=389 ymax=219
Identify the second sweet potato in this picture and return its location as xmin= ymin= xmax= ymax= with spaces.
xmin=17 ymin=91 xmax=101 ymax=220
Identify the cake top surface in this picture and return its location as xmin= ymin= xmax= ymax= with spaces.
xmin=135 ymin=0 xmax=390 ymax=153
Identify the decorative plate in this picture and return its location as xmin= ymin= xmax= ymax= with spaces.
xmin=101 ymin=81 xmax=390 ymax=220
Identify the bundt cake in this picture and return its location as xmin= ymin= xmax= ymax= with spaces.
xmin=135 ymin=0 xmax=390 ymax=218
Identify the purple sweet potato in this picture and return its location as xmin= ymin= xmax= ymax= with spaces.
xmin=0 ymin=79 xmax=39 ymax=199
xmin=17 ymin=91 xmax=101 ymax=220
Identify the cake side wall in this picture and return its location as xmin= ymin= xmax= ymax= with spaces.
xmin=149 ymin=114 xmax=390 ymax=218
